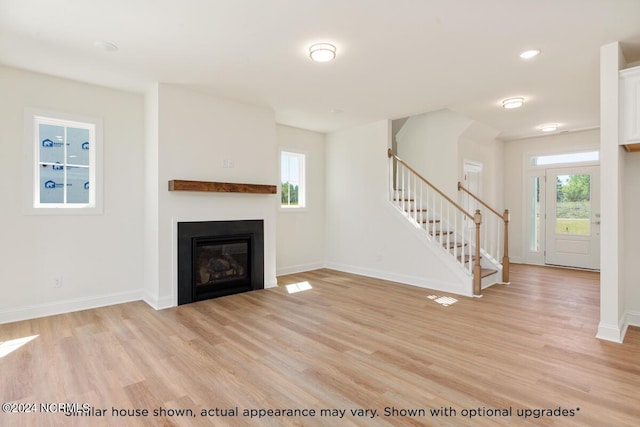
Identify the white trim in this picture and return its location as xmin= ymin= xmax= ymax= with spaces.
xmin=265 ymin=277 xmax=278 ymax=288
xmin=324 ymin=262 xmax=473 ymax=297
xmin=277 ymin=262 xmax=325 ymax=276
xmin=625 ymin=310 xmax=640 ymax=329
xmin=596 ymin=321 xmax=626 ymax=343
xmin=23 ymin=107 xmax=104 ymax=215
xmin=0 ymin=290 xmax=143 ymax=325
xmin=142 ymin=291 xmax=174 ymax=310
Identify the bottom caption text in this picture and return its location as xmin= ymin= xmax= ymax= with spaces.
xmin=2 ymin=402 xmax=581 ymax=421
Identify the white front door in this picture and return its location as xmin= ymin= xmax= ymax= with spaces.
xmin=545 ymin=166 xmax=600 ymax=269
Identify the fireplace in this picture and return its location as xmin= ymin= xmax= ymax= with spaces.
xmin=177 ymin=220 xmax=264 ymax=305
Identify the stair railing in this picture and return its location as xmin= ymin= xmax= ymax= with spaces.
xmin=458 ymin=182 xmax=510 ymax=283
xmin=388 ymin=149 xmax=483 ymax=295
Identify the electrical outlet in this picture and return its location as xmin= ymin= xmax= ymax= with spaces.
xmin=54 ymin=277 xmax=63 ymax=288
xmin=223 ymin=159 xmax=234 ymax=168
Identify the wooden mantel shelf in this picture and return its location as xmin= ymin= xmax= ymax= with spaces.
xmin=168 ymin=180 xmax=277 ymax=194
xmin=624 ymin=142 xmax=640 ymax=152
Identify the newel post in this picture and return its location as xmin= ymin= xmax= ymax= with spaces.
xmin=474 ymin=209 xmax=482 ymax=296
xmin=502 ymin=209 xmax=510 ymax=283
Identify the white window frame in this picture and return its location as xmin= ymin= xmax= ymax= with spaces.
xmin=23 ymin=108 xmax=103 ymax=215
xmin=279 ymin=149 xmax=306 ymax=210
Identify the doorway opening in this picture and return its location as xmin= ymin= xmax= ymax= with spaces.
xmin=524 ymin=150 xmax=600 ymax=270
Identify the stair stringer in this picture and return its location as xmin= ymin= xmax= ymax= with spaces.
xmin=478 ymin=247 xmax=503 ymax=289
xmin=386 ymin=202 xmax=474 ymax=297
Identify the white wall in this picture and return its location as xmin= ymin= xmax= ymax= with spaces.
xmin=458 ymin=121 xmax=505 ymax=210
xmin=275 ymin=125 xmax=325 ymax=275
xmin=503 ymin=129 xmax=600 ymax=264
xmin=325 ymin=120 xmax=472 ymax=296
xmin=395 ymin=109 xmax=473 ymax=198
xmin=144 ymin=84 xmax=278 ymax=308
xmin=0 ymin=66 xmax=145 ymax=323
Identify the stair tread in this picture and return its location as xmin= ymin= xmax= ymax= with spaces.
xmin=443 ymin=241 xmax=467 ymax=249
xmin=430 ymin=230 xmax=453 ymax=236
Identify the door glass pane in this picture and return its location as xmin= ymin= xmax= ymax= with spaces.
xmin=530 ymin=177 xmax=541 ymax=251
xmin=555 ymin=174 xmax=590 ymax=235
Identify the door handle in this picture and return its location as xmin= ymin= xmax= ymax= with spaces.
xmin=592 ymin=221 xmax=600 ymax=225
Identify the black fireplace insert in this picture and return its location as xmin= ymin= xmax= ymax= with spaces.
xmin=178 ymin=220 xmax=264 ymax=305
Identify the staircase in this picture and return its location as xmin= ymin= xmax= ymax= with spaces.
xmin=388 ymin=149 xmax=509 ymax=296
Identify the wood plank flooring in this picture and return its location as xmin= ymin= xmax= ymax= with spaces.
xmin=1 ymin=264 xmax=639 ymax=426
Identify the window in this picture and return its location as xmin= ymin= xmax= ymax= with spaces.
xmin=532 ymin=151 xmax=599 ymax=166
xmin=280 ymin=151 xmax=305 ymax=208
xmin=530 ymin=176 xmax=541 ymax=252
xmin=24 ymin=109 xmax=103 ymax=214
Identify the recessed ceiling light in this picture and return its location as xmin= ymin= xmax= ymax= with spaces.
xmin=502 ymin=97 xmax=524 ymax=109
xmin=539 ymin=123 xmax=559 ymax=132
xmin=93 ymin=41 xmax=118 ymax=52
xmin=309 ymin=43 xmax=336 ymax=62
xmin=520 ymin=49 xmax=541 ymax=59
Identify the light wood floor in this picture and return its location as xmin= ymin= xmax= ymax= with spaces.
xmin=1 ymin=265 xmax=639 ymax=426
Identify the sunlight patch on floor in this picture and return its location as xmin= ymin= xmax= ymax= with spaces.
xmin=286 ymin=281 xmax=313 ymax=294
xmin=0 ymin=335 xmax=39 ymax=358
xmin=427 ymin=295 xmax=458 ymax=307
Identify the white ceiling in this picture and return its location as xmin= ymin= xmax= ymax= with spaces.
xmin=1 ymin=0 xmax=640 ymax=140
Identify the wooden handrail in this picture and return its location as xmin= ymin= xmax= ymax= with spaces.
xmin=388 ymin=149 xmax=474 ymax=219
xmin=458 ymin=181 xmax=502 ymax=219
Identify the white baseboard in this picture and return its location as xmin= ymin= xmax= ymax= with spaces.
xmin=265 ymin=276 xmax=279 ymax=288
xmin=597 ymin=311 xmax=640 ymax=343
xmin=276 ymin=262 xmax=325 ymax=277
xmin=324 ymin=262 xmax=472 ymax=297
xmin=0 ymin=290 xmax=144 ymax=325
xmin=142 ymin=291 xmax=175 ymax=310
xmin=626 ymin=310 xmax=640 ymax=327
xmin=596 ymin=321 xmax=625 ymax=343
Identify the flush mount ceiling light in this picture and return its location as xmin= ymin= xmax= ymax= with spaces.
xmin=502 ymin=97 xmax=524 ymax=109
xmin=93 ymin=41 xmax=118 ymax=52
xmin=539 ymin=123 xmax=559 ymax=132
xmin=520 ymin=49 xmax=541 ymax=59
xmin=309 ymin=43 xmax=336 ymax=62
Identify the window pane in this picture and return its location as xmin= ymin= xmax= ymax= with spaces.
xmin=39 ymin=164 xmax=64 ymax=204
xmin=39 ymin=123 xmax=64 ymax=164
xmin=533 ymin=151 xmax=599 ymax=166
xmin=67 ymin=127 xmax=90 ymax=166
xmin=530 ymin=177 xmax=540 ymax=251
xmin=67 ymin=166 xmax=90 ymax=204
xmin=281 ymin=152 xmax=302 ymax=207
xmin=555 ymin=174 xmax=590 ymax=235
